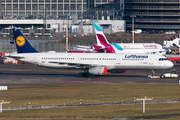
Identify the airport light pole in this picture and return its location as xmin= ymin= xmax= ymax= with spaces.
xmin=66 ymin=20 xmax=68 ymax=51
xmin=0 ymin=86 xmax=10 ymax=113
xmin=130 ymin=15 xmax=136 ymax=43
xmin=134 ymin=96 xmax=153 ymax=113
xmin=81 ymin=3 xmax=83 ymax=33
xmin=0 ymin=101 xmax=11 ymax=113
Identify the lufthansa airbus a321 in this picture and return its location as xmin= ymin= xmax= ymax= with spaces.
xmin=8 ymin=28 xmax=173 ymax=77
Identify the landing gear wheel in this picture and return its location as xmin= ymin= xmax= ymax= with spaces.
xmin=82 ymin=73 xmax=88 ymax=78
xmin=160 ymin=75 xmax=165 ymax=78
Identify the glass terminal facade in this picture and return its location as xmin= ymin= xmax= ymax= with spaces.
xmin=125 ymin=0 xmax=180 ymax=33
xmin=1 ymin=0 xmax=123 ymax=20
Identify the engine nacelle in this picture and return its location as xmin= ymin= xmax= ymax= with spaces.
xmin=88 ymin=67 xmax=108 ymax=75
xmin=109 ymin=70 xmax=126 ymax=73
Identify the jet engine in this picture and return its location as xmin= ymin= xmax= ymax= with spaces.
xmin=88 ymin=67 xmax=108 ymax=75
xmin=109 ymin=70 xmax=126 ymax=73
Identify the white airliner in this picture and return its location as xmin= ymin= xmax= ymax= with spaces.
xmin=76 ymin=22 xmax=166 ymax=55
xmin=9 ymin=28 xmax=173 ymax=77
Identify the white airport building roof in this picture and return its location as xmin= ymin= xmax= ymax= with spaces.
xmin=0 ymin=19 xmax=43 ymax=24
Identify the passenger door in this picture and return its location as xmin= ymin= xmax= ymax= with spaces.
xmin=76 ymin=56 xmax=80 ymax=62
xmin=33 ymin=54 xmax=38 ymax=64
xmin=149 ymin=56 xmax=154 ymax=65
xmin=116 ymin=57 xmax=120 ymax=64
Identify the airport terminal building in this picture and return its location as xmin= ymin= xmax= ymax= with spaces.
xmin=125 ymin=0 xmax=180 ymax=33
xmin=0 ymin=0 xmax=125 ymax=34
xmin=0 ymin=0 xmax=123 ymax=20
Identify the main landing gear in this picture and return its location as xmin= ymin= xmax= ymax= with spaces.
xmin=82 ymin=70 xmax=89 ymax=78
xmin=82 ymin=73 xmax=88 ymax=78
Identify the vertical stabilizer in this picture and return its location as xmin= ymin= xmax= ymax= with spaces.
xmin=13 ymin=28 xmax=38 ymax=53
xmin=94 ymin=22 xmax=109 ymax=45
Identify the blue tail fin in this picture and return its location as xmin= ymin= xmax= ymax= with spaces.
xmin=13 ymin=28 xmax=38 ymax=53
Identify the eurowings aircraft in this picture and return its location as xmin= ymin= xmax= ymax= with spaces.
xmin=9 ymin=28 xmax=173 ymax=77
xmin=76 ymin=22 xmax=166 ymax=55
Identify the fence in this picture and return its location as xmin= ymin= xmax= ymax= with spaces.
xmin=0 ymin=39 xmax=87 ymax=53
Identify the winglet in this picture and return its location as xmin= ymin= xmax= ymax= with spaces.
xmin=94 ymin=22 xmax=109 ymax=45
xmin=13 ymin=28 xmax=39 ymax=53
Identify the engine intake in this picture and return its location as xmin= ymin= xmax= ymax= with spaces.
xmin=89 ymin=66 xmax=108 ymax=75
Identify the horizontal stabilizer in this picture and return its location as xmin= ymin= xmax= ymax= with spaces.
xmin=99 ymin=46 xmax=111 ymax=50
xmin=9 ymin=55 xmax=24 ymax=59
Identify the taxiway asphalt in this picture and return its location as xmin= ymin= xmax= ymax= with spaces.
xmin=0 ymin=63 xmax=179 ymax=87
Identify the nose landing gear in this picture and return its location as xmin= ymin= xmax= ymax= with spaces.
xmin=152 ymin=70 xmax=155 ymax=76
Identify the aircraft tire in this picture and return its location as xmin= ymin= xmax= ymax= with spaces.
xmin=82 ymin=73 xmax=88 ymax=78
xmin=160 ymin=75 xmax=165 ymax=78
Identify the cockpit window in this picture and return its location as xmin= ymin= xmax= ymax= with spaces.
xmin=159 ymin=58 xmax=168 ymax=61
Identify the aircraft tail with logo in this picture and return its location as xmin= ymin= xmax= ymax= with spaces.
xmin=94 ymin=22 xmax=109 ymax=45
xmin=93 ymin=22 xmax=117 ymax=53
xmin=13 ymin=28 xmax=38 ymax=53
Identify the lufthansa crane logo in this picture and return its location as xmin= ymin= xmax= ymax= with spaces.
xmin=16 ymin=36 xmax=25 ymax=47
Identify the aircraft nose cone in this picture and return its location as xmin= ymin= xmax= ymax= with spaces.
xmin=169 ymin=61 xmax=174 ymax=68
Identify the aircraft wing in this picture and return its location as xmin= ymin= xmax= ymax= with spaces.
xmin=48 ymin=61 xmax=102 ymax=68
